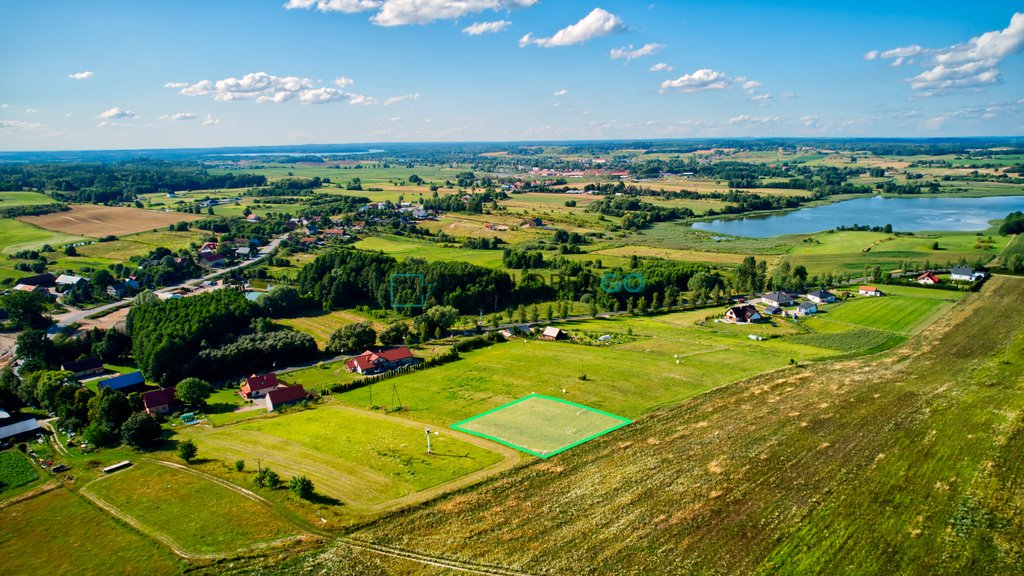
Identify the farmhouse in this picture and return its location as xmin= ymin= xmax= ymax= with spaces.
xmin=345 ymin=346 xmax=417 ymax=375
xmin=240 ymin=373 xmax=280 ymax=399
xmin=859 ymin=286 xmax=884 ymax=296
xmin=56 ymin=274 xmax=86 ymax=289
xmin=761 ymin=291 xmax=795 ymax=307
xmin=519 ymin=217 xmax=543 ymax=228
xmin=142 ymin=387 xmax=178 ymax=415
xmin=725 ymin=305 xmax=763 ymax=324
xmin=98 ymin=371 xmax=146 ymax=394
xmin=235 ymin=246 xmax=252 ymax=258
xmin=61 ymin=357 xmax=104 ymax=379
xmin=13 ymin=283 xmax=53 ymax=296
xmin=199 ymin=242 xmax=219 ymax=254
xmin=916 ymin=272 xmax=940 ymax=285
xmin=795 ymin=302 xmax=818 ymax=316
xmin=805 ymin=289 xmax=836 ymax=304
xmin=539 ymin=326 xmax=567 ymax=341
xmin=951 ymin=266 xmax=985 ymax=282
xmin=265 ymin=385 xmax=307 ymax=412
xmin=200 ymin=253 xmax=227 ymax=268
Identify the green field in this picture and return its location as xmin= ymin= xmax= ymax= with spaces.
xmin=825 ymin=294 xmax=947 ymax=333
xmin=176 ymin=404 xmax=505 ymax=508
xmin=790 ymin=230 xmax=1000 ymax=275
xmin=0 ymin=218 xmax=89 ymax=255
xmin=85 ymin=461 xmax=300 ymax=556
xmin=75 ymin=229 xmax=202 ymax=260
xmin=0 ymin=191 xmax=57 ymax=208
xmin=453 ymin=394 xmax=631 ymax=458
xmin=0 ymin=451 xmax=40 ymax=492
xmin=0 ymin=488 xmax=181 ymax=575
xmin=276 ymin=309 xmax=356 ymax=348
xmin=328 ymin=275 xmax=1024 ymax=576
xmin=354 ymin=235 xmax=505 ymax=268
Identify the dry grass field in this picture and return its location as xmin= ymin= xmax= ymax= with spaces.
xmin=19 ymin=204 xmax=202 ymax=237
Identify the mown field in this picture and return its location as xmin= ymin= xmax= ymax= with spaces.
xmin=309 ymin=275 xmax=1024 ymax=576
xmin=0 ymin=488 xmax=182 ymax=575
xmin=789 ymin=230 xmax=1000 ymax=275
xmin=354 ymin=235 xmax=505 ymax=268
xmin=19 ymin=204 xmax=202 ymax=237
xmin=0 ymin=191 xmax=56 ymax=207
xmin=275 ymin=309 xmax=356 ymax=348
xmin=176 ymin=404 xmax=506 ymax=511
xmin=84 ymin=461 xmax=301 ymax=556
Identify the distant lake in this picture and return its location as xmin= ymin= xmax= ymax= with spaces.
xmin=691 ymin=195 xmax=1024 ymax=238
xmin=208 ymin=149 xmax=385 ymax=157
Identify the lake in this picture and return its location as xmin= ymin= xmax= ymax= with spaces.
xmin=691 ymin=195 xmax=1024 ymax=238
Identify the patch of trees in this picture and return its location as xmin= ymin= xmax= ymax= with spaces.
xmin=1 ymin=291 xmax=50 ymax=330
xmin=502 ymin=249 xmax=546 ymax=269
xmin=251 ymin=177 xmax=322 ymax=196
xmin=197 ymin=330 xmax=317 ymax=380
xmin=127 ymin=248 xmax=202 ymax=289
xmin=327 ymin=322 xmax=377 ymax=354
xmin=1000 ymin=211 xmax=1024 ymax=235
xmin=0 ymin=161 xmax=266 ymax=204
xmin=0 ymin=203 xmax=68 ymax=218
xmin=461 ymin=236 xmax=504 ymax=250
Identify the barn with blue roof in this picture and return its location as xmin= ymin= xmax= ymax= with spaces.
xmin=98 ymin=371 xmax=146 ymax=394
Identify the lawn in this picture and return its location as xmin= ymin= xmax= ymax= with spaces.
xmin=0 ymin=191 xmax=57 ymax=208
xmin=354 ymin=235 xmax=505 ymax=268
xmin=453 ymin=394 xmax=631 ymax=458
xmin=0 ymin=450 xmax=39 ymax=492
xmin=176 ymin=404 xmax=504 ymax=508
xmin=85 ymin=461 xmax=300 ymax=556
xmin=824 ymin=294 xmax=947 ymax=334
xmin=789 ymin=230 xmax=999 ymax=275
xmin=0 ymin=488 xmax=181 ymax=575
xmin=0 ymin=218 xmax=89 ymax=254
xmin=337 ymin=276 xmax=1024 ymax=576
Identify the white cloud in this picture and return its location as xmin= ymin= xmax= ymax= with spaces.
xmin=383 ymin=92 xmax=419 ymax=105
xmin=0 ymin=104 xmax=8 ymax=108
xmin=610 ymin=43 xmax=664 ymax=61
xmin=284 ymin=0 xmax=381 ymax=13
xmin=742 ymin=80 xmax=762 ymax=90
xmin=65 ymin=113 xmax=72 ymax=117
xmin=171 ymin=72 xmax=361 ymax=105
xmin=96 ymin=120 xmax=131 ymax=128
xmin=921 ymin=115 xmax=948 ymax=130
xmin=98 ymin=107 xmax=137 ymax=119
xmin=348 ymin=93 xmax=377 ymax=106
xmin=728 ymin=114 xmax=780 ymax=126
xmin=800 ymin=115 xmax=819 ymax=127
xmin=370 ymin=0 xmax=537 ymax=26
xmin=553 ymin=89 xmax=568 ymax=96
xmin=203 ymin=114 xmax=221 ymax=126
xmin=0 ymin=120 xmax=46 ymax=132
xmin=520 ymin=8 xmax=624 ymax=48
xmin=163 ymin=82 xmax=189 ymax=89
xmin=68 ymin=71 xmax=94 ymax=80
xmin=648 ymin=62 xmax=673 ymax=72
xmin=389 ymin=116 xmax=402 ymax=122
xmin=660 ymin=68 xmax=730 ymax=93
xmin=463 ymin=20 xmax=511 ymax=35
xmin=24 ymin=108 xmax=38 ymax=114
xmin=160 ymin=112 xmax=198 ymax=121
xmin=867 ymin=12 xmax=1024 ymax=95
xmin=751 ymin=93 xmax=773 ymax=102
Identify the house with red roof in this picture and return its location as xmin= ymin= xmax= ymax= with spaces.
xmin=859 ymin=286 xmax=884 ymax=296
xmin=916 ymin=272 xmax=940 ymax=285
xmin=265 ymin=385 xmax=307 ymax=412
xmin=143 ymin=387 xmax=178 ymax=415
xmin=345 ymin=346 xmax=417 ymax=375
xmin=240 ymin=373 xmax=280 ymax=399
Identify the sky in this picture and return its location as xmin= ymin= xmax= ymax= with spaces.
xmin=1 ymin=1 xmax=1023 ymax=150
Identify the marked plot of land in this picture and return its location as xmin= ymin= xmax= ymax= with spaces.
xmin=452 ymin=394 xmax=631 ymax=458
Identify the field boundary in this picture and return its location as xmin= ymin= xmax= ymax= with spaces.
xmin=451 ymin=394 xmax=632 ymax=459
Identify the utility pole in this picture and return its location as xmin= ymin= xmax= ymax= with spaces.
xmin=425 ymin=428 xmax=432 ymax=455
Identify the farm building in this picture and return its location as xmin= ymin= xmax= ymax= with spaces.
xmin=55 ymin=274 xmax=87 ymax=289
xmin=764 ymin=306 xmax=783 ymax=315
xmin=0 ymin=416 xmax=42 ymax=443
xmin=265 ymin=385 xmax=307 ymax=412
xmin=805 ymin=289 xmax=836 ymax=304
xmin=951 ymin=266 xmax=985 ymax=282
xmin=12 ymin=284 xmax=52 ymax=296
xmin=62 ymin=357 xmax=104 ymax=379
xmin=725 ymin=305 xmax=763 ymax=324
xmin=235 ymin=246 xmax=251 ymax=258
xmin=200 ymin=253 xmax=227 ymax=268
xmin=345 ymin=346 xmax=417 ymax=375
xmin=519 ymin=217 xmax=543 ymax=228
xmin=199 ymin=242 xmax=219 ymax=253
xmin=99 ymin=371 xmax=146 ymax=394
xmin=540 ymin=326 xmax=567 ymax=341
xmin=142 ymin=387 xmax=178 ymax=415
xmin=916 ymin=272 xmax=940 ymax=285
xmin=15 ymin=273 xmax=56 ymax=287
xmin=795 ymin=302 xmax=818 ymax=316
xmin=761 ymin=291 xmax=795 ymax=307
xmin=240 ymin=373 xmax=280 ymax=399
xmin=859 ymin=286 xmax=884 ymax=297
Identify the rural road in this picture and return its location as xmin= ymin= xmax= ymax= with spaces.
xmin=49 ymin=233 xmax=286 ymax=332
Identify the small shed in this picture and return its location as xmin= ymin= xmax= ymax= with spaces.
xmin=539 ymin=326 xmax=567 ymax=341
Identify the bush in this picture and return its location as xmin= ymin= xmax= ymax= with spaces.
xmin=326 ymin=322 xmax=376 ymax=355
xmin=121 ymin=412 xmax=161 ymax=450
xmin=254 ymin=467 xmax=280 ymax=489
xmin=289 ymin=475 xmax=315 ymax=499
xmin=177 ymin=439 xmax=197 ymax=463
xmin=234 ymin=459 xmax=245 ymax=472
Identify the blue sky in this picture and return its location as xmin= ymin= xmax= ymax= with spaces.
xmin=1 ymin=1 xmax=1022 ymax=150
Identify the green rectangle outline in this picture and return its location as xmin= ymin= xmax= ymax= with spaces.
xmin=450 ymin=393 xmax=632 ymax=459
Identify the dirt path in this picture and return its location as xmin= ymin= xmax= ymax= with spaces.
xmin=0 ymin=481 xmax=59 ymax=509
xmin=38 ymin=419 xmax=70 ymax=457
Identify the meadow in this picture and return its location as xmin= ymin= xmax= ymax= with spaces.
xmin=354 ymin=235 xmax=505 ymax=268
xmin=175 ymin=404 xmax=506 ymax=510
xmin=275 ymin=309 xmax=356 ymax=348
xmin=331 ymin=275 xmax=1024 ymax=576
xmin=0 ymin=191 xmax=57 ymax=208
xmin=0 ymin=488 xmax=182 ymax=576
xmin=84 ymin=461 xmax=301 ymax=556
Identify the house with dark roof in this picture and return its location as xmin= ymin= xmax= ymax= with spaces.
xmin=764 ymin=306 xmax=783 ymax=315
xmin=15 ymin=273 xmax=56 ymax=287
xmin=805 ymin=289 xmax=836 ymax=304
xmin=795 ymin=302 xmax=818 ymax=316
xmin=951 ymin=266 xmax=985 ymax=282
xmin=240 ymin=373 xmax=280 ymax=399
xmin=725 ymin=305 xmax=763 ymax=324
xmin=761 ymin=291 xmax=795 ymax=307
xmin=345 ymin=346 xmax=417 ymax=375
xmin=62 ymin=357 xmax=104 ymax=379
xmin=200 ymin=252 xmax=227 ymax=268
xmin=98 ymin=372 xmax=146 ymax=394
xmin=265 ymin=385 xmax=307 ymax=412
xmin=142 ymin=387 xmax=178 ymax=415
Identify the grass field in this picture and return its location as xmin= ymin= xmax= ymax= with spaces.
xmin=789 ymin=230 xmax=1000 ymax=275
xmin=276 ymin=309 xmax=356 ymax=348
xmin=85 ymin=461 xmax=300 ymax=556
xmin=0 ymin=191 xmax=57 ymax=207
xmin=591 ymin=245 xmax=756 ymax=265
xmin=76 ymin=229 xmax=202 ymax=260
xmin=452 ymin=394 xmax=631 ymax=458
xmin=0 ymin=488 xmax=182 ymax=575
xmin=19 ymin=204 xmax=202 ymax=237
xmin=354 ymin=235 xmax=505 ymax=268
xmin=0 ymin=218 xmax=89 ymax=254
xmin=0 ymin=451 xmax=39 ymax=492
xmin=176 ymin=404 xmax=505 ymax=508
xmin=330 ymin=275 xmax=1024 ymax=576
xmin=825 ymin=294 xmax=947 ymax=333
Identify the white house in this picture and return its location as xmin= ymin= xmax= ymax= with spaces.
xmin=951 ymin=266 xmax=984 ymax=282
xmin=761 ymin=291 xmax=795 ymax=307
xmin=795 ymin=302 xmax=818 ymax=316
xmin=805 ymin=289 xmax=836 ymax=304
xmin=859 ymin=286 xmax=884 ymax=297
